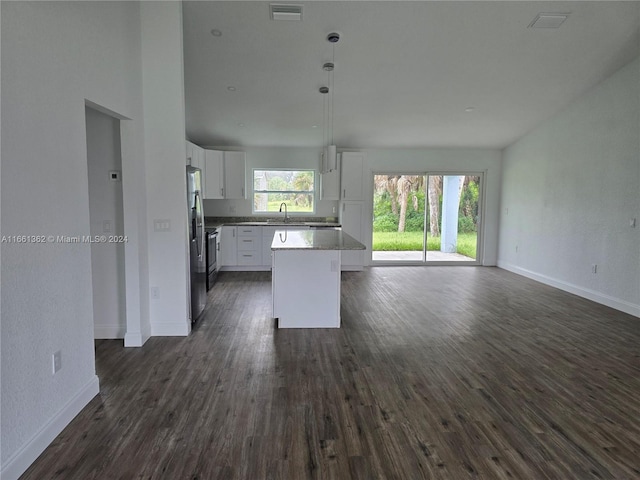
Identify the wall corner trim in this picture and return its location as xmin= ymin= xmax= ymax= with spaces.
xmin=1 ymin=376 xmax=100 ymax=480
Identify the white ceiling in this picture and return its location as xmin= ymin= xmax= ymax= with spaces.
xmin=183 ymin=1 xmax=640 ymax=149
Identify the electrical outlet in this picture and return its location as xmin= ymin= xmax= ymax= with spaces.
xmin=229 ymin=205 xmax=236 ymax=214
xmin=151 ymin=287 xmax=160 ymax=299
xmin=103 ymin=220 xmax=111 ymax=233
xmin=52 ymin=351 xmax=62 ymax=374
xmin=631 ymin=218 xmax=637 ymax=228
xmin=591 ymin=264 xmax=598 ymax=274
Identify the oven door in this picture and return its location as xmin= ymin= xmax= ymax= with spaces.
xmin=206 ymin=230 xmax=218 ymax=290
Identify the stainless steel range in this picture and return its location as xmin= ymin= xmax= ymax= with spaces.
xmin=206 ymin=228 xmax=219 ymax=291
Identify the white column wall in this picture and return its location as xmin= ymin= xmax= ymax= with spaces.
xmin=0 ymin=2 xmax=147 ymax=478
xmin=140 ymin=1 xmax=190 ymax=336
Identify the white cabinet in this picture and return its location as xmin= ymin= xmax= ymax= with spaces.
xmin=340 ymin=152 xmax=364 ymax=200
xmin=204 ymin=150 xmax=224 ymax=199
xmin=236 ymin=225 xmax=261 ymax=266
xmin=186 ymin=142 xmax=193 ymax=166
xmin=272 ymin=249 xmax=341 ymax=328
xmin=320 ymin=154 xmax=340 ymax=200
xmin=187 ymin=141 xmax=206 ymax=197
xmin=203 ymin=150 xmax=246 ymax=200
xmin=220 ymin=226 xmax=237 ymax=267
xmin=340 ymin=201 xmax=365 ymax=270
xmin=223 ymin=151 xmax=246 ymax=199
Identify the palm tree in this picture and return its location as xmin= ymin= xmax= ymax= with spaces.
xmin=397 ymin=175 xmax=421 ymax=232
xmin=428 ymin=176 xmax=442 ymax=237
xmin=293 ymin=171 xmax=314 ymax=206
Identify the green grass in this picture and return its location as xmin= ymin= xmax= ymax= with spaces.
xmin=373 ymin=231 xmax=477 ymax=259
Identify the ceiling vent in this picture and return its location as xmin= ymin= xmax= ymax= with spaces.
xmin=528 ymin=13 xmax=570 ymax=29
xmin=270 ymin=4 xmax=303 ymax=21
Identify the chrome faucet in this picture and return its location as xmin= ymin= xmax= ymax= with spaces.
xmin=279 ymin=202 xmax=289 ymax=223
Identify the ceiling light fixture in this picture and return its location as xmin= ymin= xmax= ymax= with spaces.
xmin=320 ymin=33 xmax=340 ymax=173
xmin=210 ymin=29 xmax=222 ymax=37
xmin=227 ymin=86 xmax=236 ymax=91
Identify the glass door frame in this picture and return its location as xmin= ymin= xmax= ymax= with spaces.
xmin=370 ymin=170 xmax=485 ymax=266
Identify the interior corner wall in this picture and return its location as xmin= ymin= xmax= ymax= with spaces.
xmin=498 ymin=56 xmax=640 ymax=317
xmin=140 ymin=1 xmax=190 ymax=336
xmin=0 ymin=2 xmax=146 ymax=479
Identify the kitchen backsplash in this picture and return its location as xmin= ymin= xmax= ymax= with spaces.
xmin=205 ymin=216 xmax=339 ymax=225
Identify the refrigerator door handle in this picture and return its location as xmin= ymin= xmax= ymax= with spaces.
xmin=192 ymin=209 xmax=197 ymax=248
xmin=195 ymin=190 xmax=204 ymax=259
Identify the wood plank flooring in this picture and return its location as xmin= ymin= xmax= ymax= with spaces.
xmin=20 ymin=267 xmax=640 ymax=479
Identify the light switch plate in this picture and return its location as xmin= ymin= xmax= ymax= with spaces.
xmin=52 ymin=351 xmax=62 ymax=374
xmin=153 ymin=219 xmax=171 ymax=232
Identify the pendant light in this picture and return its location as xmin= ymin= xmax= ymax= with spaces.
xmin=321 ymin=32 xmax=340 ymax=173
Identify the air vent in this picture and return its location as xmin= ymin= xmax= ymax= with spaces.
xmin=270 ymin=4 xmax=303 ymax=21
xmin=528 ymin=13 xmax=570 ymax=29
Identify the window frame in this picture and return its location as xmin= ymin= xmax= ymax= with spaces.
xmin=252 ymin=168 xmax=317 ymax=215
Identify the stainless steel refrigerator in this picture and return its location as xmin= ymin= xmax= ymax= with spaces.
xmin=187 ymin=166 xmax=206 ymax=322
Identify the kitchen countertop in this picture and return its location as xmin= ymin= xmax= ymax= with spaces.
xmin=271 ymin=229 xmax=365 ymax=251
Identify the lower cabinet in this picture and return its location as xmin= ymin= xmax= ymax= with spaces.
xmin=220 ymin=226 xmax=237 ymax=267
xmin=237 ymin=226 xmax=261 ymax=266
xmin=220 ymin=225 xmax=312 ymax=271
xmin=340 ymin=202 xmax=365 ymax=270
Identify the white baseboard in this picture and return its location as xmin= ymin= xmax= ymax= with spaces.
xmin=497 ymin=261 xmax=640 ymax=318
xmin=341 ymin=265 xmax=364 ymax=271
xmin=150 ymin=321 xmax=190 ymax=337
xmin=124 ymin=331 xmax=143 ymax=347
xmin=219 ymin=265 xmax=271 ymax=272
xmin=94 ymin=323 xmax=125 ymax=339
xmin=0 ymin=375 xmax=100 ymax=480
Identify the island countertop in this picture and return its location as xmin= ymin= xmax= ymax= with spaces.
xmin=271 ymin=228 xmax=365 ymax=251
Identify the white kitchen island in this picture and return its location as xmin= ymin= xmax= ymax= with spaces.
xmin=271 ymin=229 xmax=365 ymax=328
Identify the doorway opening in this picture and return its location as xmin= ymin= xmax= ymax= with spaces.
xmin=372 ymin=173 xmax=483 ymax=264
xmin=85 ymin=106 xmax=127 ymax=338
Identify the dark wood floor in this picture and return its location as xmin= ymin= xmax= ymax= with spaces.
xmin=21 ymin=267 xmax=640 ymax=479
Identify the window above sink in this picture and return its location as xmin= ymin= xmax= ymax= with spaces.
xmin=253 ymin=169 xmax=315 ymax=215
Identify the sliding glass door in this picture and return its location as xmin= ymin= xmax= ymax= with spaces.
xmin=372 ymin=173 xmax=482 ymax=264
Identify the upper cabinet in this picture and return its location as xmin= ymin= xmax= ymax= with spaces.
xmin=186 ymin=142 xmax=193 ymax=166
xmin=320 ymin=153 xmax=340 ymax=200
xmin=202 ymin=149 xmax=246 ymax=200
xmin=223 ymin=151 xmax=246 ymax=199
xmin=340 ymin=152 xmax=365 ymax=201
xmin=204 ymin=150 xmax=224 ymax=199
xmin=186 ymin=141 xmax=206 ymax=196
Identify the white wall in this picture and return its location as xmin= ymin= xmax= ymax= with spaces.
xmin=0 ymin=2 xmax=145 ymax=477
xmin=1 ymin=1 xmax=189 ymax=478
xmin=140 ymin=1 xmax=190 ymax=336
xmin=499 ymin=56 xmax=640 ymax=317
xmin=86 ymin=107 xmax=126 ymax=339
xmin=362 ymin=148 xmax=502 ymax=265
xmin=203 ymin=146 xmax=340 ymax=217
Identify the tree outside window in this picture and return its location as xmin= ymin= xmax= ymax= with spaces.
xmin=253 ymin=169 xmax=315 ymax=214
